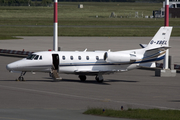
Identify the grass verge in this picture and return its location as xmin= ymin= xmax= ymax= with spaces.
xmin=0 ymin=3 xmax=180 ymax=39
xmin=83 ymin=108 xmax=180 ymax=120
xmin=0 ymin=35 xmax=21 ymax=40
xmin=0 ymin=27 xmax=180 ymax=39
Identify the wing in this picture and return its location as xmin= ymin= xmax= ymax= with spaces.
xmin=74 ymin=69 xmax=126 ymax=75
xmin=0 ymin=49 xmax=33 ymax=58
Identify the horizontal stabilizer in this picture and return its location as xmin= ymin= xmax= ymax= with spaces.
xmin=146 ymin=46 xmax=171 ymax=52
xmin=139 ymin=44 xmax=147 ymax=48
xmin=139 ymin=62 xmax=156 ymax=68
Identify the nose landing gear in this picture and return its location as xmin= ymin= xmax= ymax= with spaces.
xmin=16 ymin=72 xmax=26 ymax=81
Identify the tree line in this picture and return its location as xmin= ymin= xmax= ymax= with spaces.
xmin=59 ymin=0 xmax=135 ymax=2
xmin=59 ymin=0 xmax=164 ymax=2
xmin=0 ymin=0 xmax=52 ymax=6
xmin=0 ymin=0 xmax=165 ymax=6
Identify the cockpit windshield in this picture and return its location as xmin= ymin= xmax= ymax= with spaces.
xmin=26 ymin=54 xmax=37 ymax=60
xmin=26 ymin=54 xmax=42 ymax=60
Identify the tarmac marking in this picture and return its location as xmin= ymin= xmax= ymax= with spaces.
xmin=0 ymin=84 xmax=179 ymax=110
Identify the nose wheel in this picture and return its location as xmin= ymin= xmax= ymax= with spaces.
xmin=16 ymin=72 xmax=26 ymax=81
xmin=17 ymin=76 xmax=24 ymax=81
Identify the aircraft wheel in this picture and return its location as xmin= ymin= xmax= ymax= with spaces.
xmin=17 ymin=77 xmax=24 ymax=81
xmin=22 ymin=77 xmax=25 ymax=81
xmin=95 ymin=76 xmax=103 ymax=83
xmin=79 ymin=75 xmax=86 ymax=82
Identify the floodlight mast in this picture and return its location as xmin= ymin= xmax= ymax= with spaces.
xmin=53 ymin=0 xmax=58 ymax=51
xmin=164 ymin=0 xmax=169 ymax=69
xmin=165 ymin=0 xmax=169 ymax=26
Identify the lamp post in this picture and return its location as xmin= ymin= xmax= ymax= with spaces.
xmin=164 ymin=0 xmax=169 ymax=69
xmin=53 ymin=0 xmax=58 ymax=51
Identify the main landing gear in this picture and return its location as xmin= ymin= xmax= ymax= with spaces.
xmin=16 ymin=71 xmax=26 ymax=81
xmin=78 ymin=74 xmax=104 ymax=83
xmin=79 ymin=75 xmax=86 ymax=82
xmin=95 ymin=74 xmax=104 ymax=83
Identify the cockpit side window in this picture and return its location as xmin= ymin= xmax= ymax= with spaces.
xmin=34 ymin=55 xmax=39 ymax=60
xmin=39 ymin=56 xmax=42 ymax=60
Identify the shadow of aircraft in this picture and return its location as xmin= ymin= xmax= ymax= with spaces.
xmin=1 ymin=78 xmax=138 ymax=85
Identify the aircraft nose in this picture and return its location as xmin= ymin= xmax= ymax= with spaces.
xmin=6 ymin=63 xmax=17 ymax=71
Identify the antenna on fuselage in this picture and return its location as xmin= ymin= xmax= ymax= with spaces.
xmin=53 ymin=0 xmax=58 ymax=51
xmin=83 ymin=48 xmax=87 ymax=52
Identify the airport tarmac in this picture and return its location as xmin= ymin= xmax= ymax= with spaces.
xmin=0 ymin=37 xmax=180 ymax=120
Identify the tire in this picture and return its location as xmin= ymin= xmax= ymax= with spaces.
xmin=95 ymin=76 xmax=103 ymax=83
xmin=79 ymin=75 xmax=86 ymax=82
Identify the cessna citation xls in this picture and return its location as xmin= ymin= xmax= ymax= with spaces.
xmin=6 ymin=26 xmax=172 ymax=82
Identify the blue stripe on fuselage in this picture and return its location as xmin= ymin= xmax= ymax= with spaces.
xmin=60 ymin=55 xmax=165 ymax=67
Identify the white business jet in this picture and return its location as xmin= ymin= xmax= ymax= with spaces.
xmin=6 ymin=26 xmax=172 ymax=82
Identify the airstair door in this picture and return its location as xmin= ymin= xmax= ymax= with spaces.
xmin=52 ymin=54 xmax=59 ymax=71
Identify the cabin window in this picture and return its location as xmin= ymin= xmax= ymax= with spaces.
xmin=70 ymin=56 xmax=73 ymax=60
xmin=177 ymin=4 xmax=180 ymax=8
xmin=86 ymin=56 xmax=89 ymax=60
xmin=78 ymin=56 xmax=81 ymax=60
xmin=34 ymin=55 xmax=39 ymax=60
xmin=62 ymin=56 xmax=65 ymax=60
xmin=39 ymin=56 xmax=42 ymax=60
xmin=96 ymin=56 xmax=99 ymax=60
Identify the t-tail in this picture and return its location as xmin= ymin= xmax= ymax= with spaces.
xmin=139 ymin=26 xmax=173 ymax=68
xmin=146 ymin=26 xmax=173 ymax=50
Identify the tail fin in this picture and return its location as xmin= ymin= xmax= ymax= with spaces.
xmin=140 ymin=27 xmax=173 ymax=64
xmin=146 ymin=26 xmax=173 ymax=50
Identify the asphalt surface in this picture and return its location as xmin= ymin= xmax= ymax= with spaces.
xmin=0 ymin=37 xmax=180 ymax=120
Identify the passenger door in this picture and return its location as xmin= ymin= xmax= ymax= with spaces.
xmin=52 ymin=54 xmax=59 ymax=72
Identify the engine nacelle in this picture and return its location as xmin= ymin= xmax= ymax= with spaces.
xmin=104 ymin=52 xmax=132 ymax=64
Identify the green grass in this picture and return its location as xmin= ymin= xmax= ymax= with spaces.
xmin=1 ymin=26 xmax=179 ymax=37
xmin=0 ymin=35 xmax=21 ymax=40
xmin=84 ymin=108 xmax=180 ymax=120
xmin=0 ymin=2 xmax=180 ymax=39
